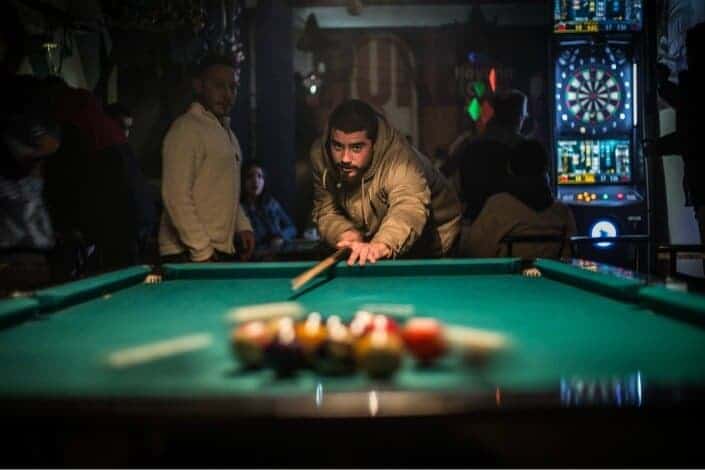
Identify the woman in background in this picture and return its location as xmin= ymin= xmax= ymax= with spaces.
xmin=241 ymin=161 xmax=297 ymax=259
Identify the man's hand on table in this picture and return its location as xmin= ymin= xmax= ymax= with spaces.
xmin=336 ymin=239 xmax=391 ymax=266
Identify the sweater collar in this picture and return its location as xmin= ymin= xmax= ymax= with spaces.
xmin=189 ymin=102 xmax=230 ymax=128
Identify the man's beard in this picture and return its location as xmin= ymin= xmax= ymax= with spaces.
xmin=338 ymin=164 xmax=361 ymax=183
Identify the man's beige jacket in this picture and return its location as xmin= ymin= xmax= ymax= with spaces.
xmin=311 ymin=116 xmax=461 ymax=257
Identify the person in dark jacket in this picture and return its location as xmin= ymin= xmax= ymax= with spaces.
xmin=241 ymin=160 xmax=297 ymax=259
xmin=459 ymin=139 xmax=576 ymax=259
xmin=41 ymin=77 xmax=155 ymax=271
xmin=451 ymin=89 xmax=529 ymax=221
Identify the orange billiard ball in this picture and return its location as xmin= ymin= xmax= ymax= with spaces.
xmin=295 ymin=313 xmax=328 ymax=365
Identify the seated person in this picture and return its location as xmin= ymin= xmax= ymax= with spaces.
xmin=41 ymin=77 xmax=154 ymax=271
xmin=455 ymin=89 xmax=529 ymax=221
xmin=0 ymin=75 xmax=60 ymax=293
xmin=458 ymin=139 xmax=576 ymax=259
xmin=241 ymin=160 xmax=297 ymax=258
xmin=311 ymin=99 xmax=461 ymax=266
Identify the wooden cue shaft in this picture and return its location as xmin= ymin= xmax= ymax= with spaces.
xmin=291 ymin=247 xmax=348 ymax=291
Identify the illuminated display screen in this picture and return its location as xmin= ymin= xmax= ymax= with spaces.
xmin=554 ymin=0 xmax=642 ymax=33
xmin=557 ymin=139 xmax=631 ymax=184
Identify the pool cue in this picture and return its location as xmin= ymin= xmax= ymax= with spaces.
xmin=291 ymin=247 xmax=348 ymax=291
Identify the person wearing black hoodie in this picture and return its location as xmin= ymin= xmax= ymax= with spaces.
xmin=458 ymin=139 xmax=576 ymax=259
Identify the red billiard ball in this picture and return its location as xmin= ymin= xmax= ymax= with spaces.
xmin=402 ymin=317 xmax=447 ymax=364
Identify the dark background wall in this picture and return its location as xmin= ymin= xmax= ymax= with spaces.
xmin=255 ymin=0 xmax=296 ymax=219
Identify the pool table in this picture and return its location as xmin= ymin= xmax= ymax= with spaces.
xmin=2 ymin=258 xmax=705 ymax=466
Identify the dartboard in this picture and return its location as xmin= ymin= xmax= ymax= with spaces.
xmin=565 ymin=67 xmax=621 ymax=124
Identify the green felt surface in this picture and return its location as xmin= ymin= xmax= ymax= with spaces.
xmin=1 ymin=259 xmax=705 ymax=399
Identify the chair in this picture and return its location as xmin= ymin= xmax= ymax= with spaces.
xmin=500 ymin=230 xmax=571 ymax=259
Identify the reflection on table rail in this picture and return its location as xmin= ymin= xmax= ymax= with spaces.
xmin=560 ymin=371 xmax=643 ymax=407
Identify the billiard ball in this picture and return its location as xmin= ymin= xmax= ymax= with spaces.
xmin=313 ymin=318 xmax=355 ymax=375
xmin=295 ymin=312 xmax=328 ymax=365
xmin=264 ymin=317 xmax=304 ymax=376
xmin=401 ymin=317 xmax=447 ymax=365
xmin=231 ymin=320 xmax=273 ymax=368
xmin=354 ymin=329 xmax=404 ymax=379
xmin=349 ymin=310 xmax=374 ymax=338
xmin=350 ymin=312 xmax=399 ymax=338
xmin=365 ymin=314 xmax=400 ymax=335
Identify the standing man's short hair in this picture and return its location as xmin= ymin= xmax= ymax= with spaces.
xmin=328 ymin=99 xmax=379 ymax=143
xmin=194 ymin=54 xmax=237 ymax=77
xmin=492 ymin=89 xmax=528 ymax=127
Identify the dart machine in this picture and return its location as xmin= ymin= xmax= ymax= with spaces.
xmin=551 ymin=0 xmax=649 ymax=271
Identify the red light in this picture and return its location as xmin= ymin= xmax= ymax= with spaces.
xmin=616 ymin=193 xmax=624 ymax=200
xmin=489 ymin=68 xmax=497 ymax=92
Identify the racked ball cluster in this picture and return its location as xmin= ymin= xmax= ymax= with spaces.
xmin=231 ymin=311 xmax=418 ymax=378
xmin=227 ymin=302 xmax=509 ymax=379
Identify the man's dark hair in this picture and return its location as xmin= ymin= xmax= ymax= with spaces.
xmin=510 ymin=139 xmax=549 ymax=177
xmin=328 ymin=99 xmax=379 ymax=143
xmin=194 ymin=54 xmax=236 ymax=77
xmin=492 ymin=89 xmax=528 ymax=128
xmin=104 ymin=102 xmax=132 ymax=120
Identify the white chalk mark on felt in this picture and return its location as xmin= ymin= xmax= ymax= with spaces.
xmin=225 ymin=301 xmax=305 ymax=324
xmin=107 ymin=333 xmax=213 ymax=369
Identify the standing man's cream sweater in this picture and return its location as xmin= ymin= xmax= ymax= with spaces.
xmin=159 ymin=102 xmax=251 ymax=261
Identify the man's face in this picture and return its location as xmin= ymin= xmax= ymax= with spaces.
xmin=193 ymin=64 xmax=237 ymax=118
xmin=329 ymin=129 xmax=373 ymax=183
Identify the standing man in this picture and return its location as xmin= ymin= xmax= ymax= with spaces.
xmin=311 ymin=99 xmax=461 ymax=266
xmin=160 ymin=55 xmax=254 ymax=262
